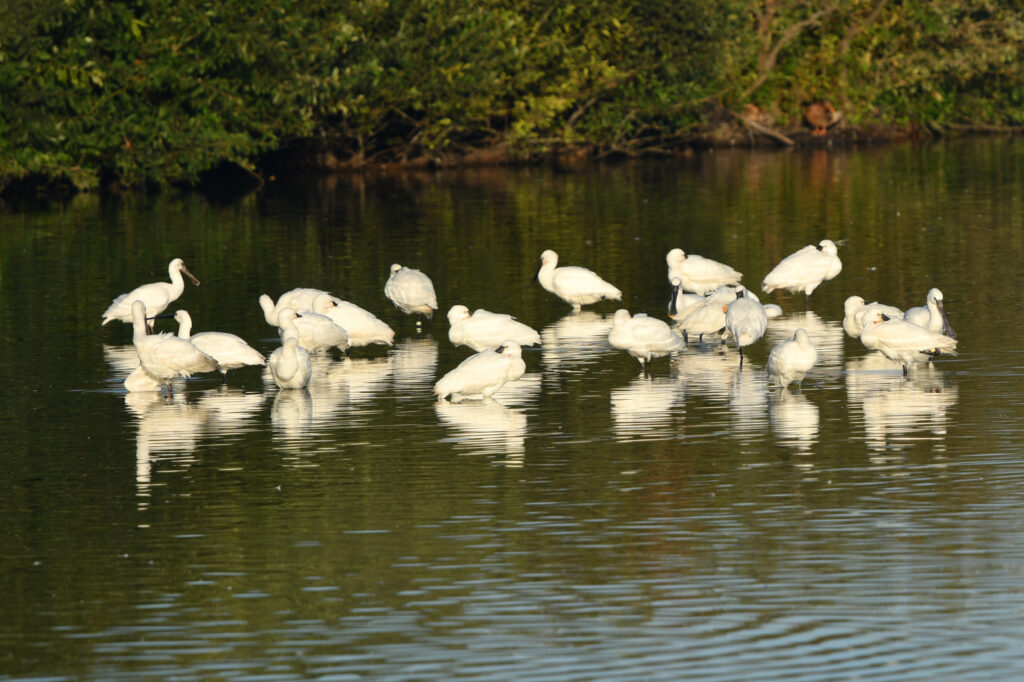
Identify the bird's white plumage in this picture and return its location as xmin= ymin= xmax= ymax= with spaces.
xmin=666 ymin=248 xmax=742 ymax=294
xmin=130 ymin=300 xmax=218 ymax=390
xmin=668 ymin=277 xmax=706 ymax=321
xmin=608 ymin=309 xmax=685 ymax=366
xmin=859 ymin=310 xmax=957 ymax=372
xmin=433 ymin=341 xmax=527 ymax=401
xmin=276 ymin=307 xmax=349 ymax=355
xmin=268 ymin=336 xmax=312 ymax=389
xmin=725 ymin=289 xmax=768 ymax=365
xmin=843 ymin=296 xmax=904 ymax=339
xmin=762 ymin=239 xmax=842 ymax=301
xmin=258 ymin=288 xmax=328 ymax=326
xmin=311 ymin=293 xmax=394 ymax=347
xmin=536 ymin=250 xmax=621 ymax=310
xmin=447 ymin=304 xmax=541 ymax=351
xmin=904 ymin=288 xmax=955 ymax=337
xmin=676 ymin=286 xmax=736 ymax=343
xmin=767 ymin=328 xmax=818 ymax=387
xmin=385 ymin=264 xmax=438 ymax=317
xmin=103 ymin=258 xmax=200 ymax=325
xmin=173 ymin=310 xmax=265 ymax=379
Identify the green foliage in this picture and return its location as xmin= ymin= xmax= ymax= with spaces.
xmin=2 ymin=0 xmax=1024 ymax=192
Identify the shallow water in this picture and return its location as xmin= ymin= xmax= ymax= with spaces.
xmin=3 ymin=140 xmax=1024 ymax=680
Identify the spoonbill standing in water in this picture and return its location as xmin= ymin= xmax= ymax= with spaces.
xmin=259 ymin=288 xmax=328 ymax=326
xmin=767 ymin=328 xmax=818 ymax=388
xmin=725 ymin=288 xmax=768 ymax=368
xmin=842 ymin=296 xmax=904 ymax=339
xmin=433 ymin=341 xmax=526 ymax=402
xmin=608 ymin=309 xmax=685 ymax=370
xmin=859 ymin=311 xmax=957 ymax=375
xmin=535 ymin=250 xmax=621 ymax=311
xmin=665 ymin=248 xmax=742 ymax=294
xmin=447 ymin=304 xmax=541 ymax=352
xmin=129 ymin=300 xmax=218 ymax=393
xmin=103 ymin=258 xmax=200 ymax=325
xmin=762 ymin=239 xmax=842 ymax=308
xmin=311 ymin=293 xmax=395 ymax=348
xmin=676 ymin=286 xmax=735 ymax=344
xmin=385 ymin=264 xmax=438 ymax=320
xmin=172 ymin=310 xmax=266 ymax=383
xmin=274 ymin=306 xmax=349 ymax=355
xmin=904 ymin=288 xmax=955 ymax=338
xmin=268 ymin=336 xmax=312 ymax=390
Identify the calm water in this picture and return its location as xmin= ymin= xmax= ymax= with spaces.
xmin=3 ymin=140 xmax=1024 ymax=680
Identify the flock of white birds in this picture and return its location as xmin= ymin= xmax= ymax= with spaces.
xmin=102 ymin=241 xmax=958 ymax=402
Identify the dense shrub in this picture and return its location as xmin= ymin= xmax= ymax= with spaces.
xmin=1 ymin=0 xmax=1022 ymax=193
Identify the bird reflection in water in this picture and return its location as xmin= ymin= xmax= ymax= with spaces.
xmin=435 ymin=398 xmax=528 ymax=466
xmin=540 ymin=311 xmax=613 ymax=372
xmin=846 ymin=353 xmax=958 ymax=454
xmin=610 ymin=375 xmax=684 ymax=442
xmin=769 ymin=390 xmax=820 ymax=456
xmin=391 ymin=338 xmax=439 ymax=391
xmin=125 ymin=391 xmax=210 ymax=511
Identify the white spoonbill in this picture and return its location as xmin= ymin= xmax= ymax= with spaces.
xmin=842 ymin=296 xmax=904 ymax=339
xmin=268 ymin=336 xmax=312 ymax=390
xmin=259 ymin=288 xmax=328 ymax=326
xmin=668 ymin=278 xmax=706 ymax=322
xmin=172 ymin=310 xmax=266 ymax=382
xmin=385 ymin=264 xmax=438 ymax=319
xmin=311 ymin=293 xmax=395 ymax=348
xmin=536 ymin=250 xmax=621 ymax=311
xmin=767 ymin=328 xmax=818 ymax=388
xmin=276 ymin=307 xmax=349 ymax=355
xmin=130 ymin=300 xmax=218 ymax=393
xmin=859 ymin=311 xmax=957 ymax=375
xmin=904 ymin=288 xmax=955 ymax=338
xmin=608 ymin=309 xmax=685 ymax=369
xmin=103 ymin=258 xmax=200 ymax=325
xmin=676 ymin=286 xmax=735 ymax=344
xmin=726 ymin=288 xmax=768 ymax=368
xmin=762 ymin=239 xmax=842 ymax=308
xmin=434 ymin=340 xmax=527 ymax=402
xmin=666 ymin=248 xmax=742 ymax=294
xmin=447 ymin=304 xmax=541 ymax=352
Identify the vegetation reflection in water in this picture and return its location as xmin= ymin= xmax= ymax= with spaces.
xmin=3 ymin=140 xmax=1024 ymax=681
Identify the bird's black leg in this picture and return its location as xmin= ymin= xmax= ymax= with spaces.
xmin=739 ymin=347 xmax=745 ymax=370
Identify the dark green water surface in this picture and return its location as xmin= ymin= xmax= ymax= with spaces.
xmin=3 ymin=140 xmax=1024 ymax=680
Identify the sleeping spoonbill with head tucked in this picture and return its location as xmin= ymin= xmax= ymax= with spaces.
xmin=129 ymin=300 xmax=218 ymax=393
xmin=259 ymin=288 xmax=328 ymax=326
xmin=676 ymin=285 xmax=735 ymax=344
xmin=433 ymin=340 xmax=527 ymax=402
xmin=725 ymin=288 xmax=768 ymax=369
xmin=173 ymin=310 xmax=266 ymax=383
xmin=275 ymin=307 xmax=349 ymax=355
xmin=311 ymin=293 xmax=395 ymax=348
xmin=666 ymin=248 xmax=742 ymax=294
xmin=536 ymin=250 xmax=621 ymax=311
xmin=103 ymin=258 xmax=200 ymax=325
xmin=859 ymin=311 xmax=957 ymax=375
xmin=447 ymin=304 xmax=541 ymax=352
xmin=767 ymin=328 xmax=818 ymax=388
xmin=762 ymin=239 xmax=842 ymax=308
xmin=904 ymin=288 xmax=955 ymax=338
xmin=608 ymin=309 xmax=685 ymax=369
xmin=842 ymin=296 xmax=904 ymax=339
xmin=268 ymin=336 xmax=312 ymax=390
xmin=385 ymin=264 xmax=438 ymax=320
